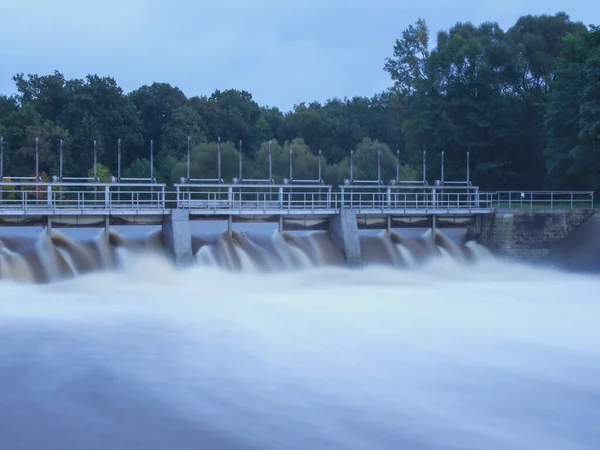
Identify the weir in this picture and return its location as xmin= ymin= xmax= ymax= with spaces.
xmin=0 ymin=180 xmax=596 ymax=267
xmin=0 ymin=141 xmax=596 ymax=268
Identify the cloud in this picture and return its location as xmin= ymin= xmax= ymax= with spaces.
xmin=1 ymin=0 xmax=599 ymax=111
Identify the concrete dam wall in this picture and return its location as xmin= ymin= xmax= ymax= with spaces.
xmin=476 ymin=210 xmax=600 ymax=270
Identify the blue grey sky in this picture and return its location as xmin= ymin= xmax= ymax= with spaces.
xmin=0 ymin=0 xmax=597 ymax=111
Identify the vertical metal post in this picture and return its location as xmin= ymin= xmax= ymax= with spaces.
xmin=227 ymin=215 xmax=232 ymax=234
xmin=0 ymin=135 xmax=4 ymax=179
xmin=318 ymin=149 xmax=322 ymax=181
xmin=571 ymin=192 xmax=574 ymax=209
xmin=47 ymin=216 xmax=52 ymax=234
xmin=268 ymin=140 xmax=272 ymax=181
xmin=105 ymin=215 xmax=109 ymax=237
xmin=279 ymin=215 xmax=283 ymax=232
xmin=186 ymin=136 xmax=190 ymax=181
xmin=289 ymin=147 xmax=293 ymax=181
xmin=441 ymin=151 xmax=444 ymax=185
xmin=150 ymin=140 xmax=154 ymax=181
xmin=59 ymin=140 xmax=63 ymax=180
xmin=217 ymin=137 xmax=221 ymax=182
xmin=117 ymin=138 xmax=122 ymax=180
xmin=396 ymin=149 xmax=400 ymax=182
xmin=466 ymin=151 xmax=470 ymax=184
xmin=93 ymin=139 xmax=97 ymax=180
xmin=377 ymin=150 xmax=381 ymax=183
xmin=239 ymin=140 xmax=243 ymax=181
xmin=350 ymin=150 xmax=354 ymax=181
xmin=35 ymin=137 xmax=39 ymax=180
xmin=422 ymin=150 xmax=426 ymax=183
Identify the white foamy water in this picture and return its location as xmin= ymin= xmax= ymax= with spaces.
xmin=1 ymin=256 xmax=599 ymax=450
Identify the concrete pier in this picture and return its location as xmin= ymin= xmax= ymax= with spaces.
xmin=162 ymin=210 xmax=193 ymax=266
xmin=329 ymin=209 xmax=362 ymax=266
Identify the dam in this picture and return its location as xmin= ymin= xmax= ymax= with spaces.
xmin=0 ymin=178 xmax=596 ymax=281
xmin=0 ymin=142 xmax=597 ymax=279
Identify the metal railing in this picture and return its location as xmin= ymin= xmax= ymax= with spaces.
xmin=338 ymin=185 xmax=492 ymax=212
xmin=492 ymin=191 xmax=595 ymax=210
xmin=0 ymin=181 xmax=595 ymax=215
xmin=338 ymin=191 xmax=495 ymax=212
xmin=174 ymin=184 xmax=335 ymax=212
xmin=0 ymin=182 xmax=167 ymax=211
xmin=173 ymin=183 xmax=494 ymax=213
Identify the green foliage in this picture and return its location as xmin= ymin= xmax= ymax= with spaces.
xmin=87 ymin=162 xmax=111 ymax=183
xmin=545 ymin=25 xmax=600 ymax=191
xmin=171 ymin=140 xmax=240 ymax=182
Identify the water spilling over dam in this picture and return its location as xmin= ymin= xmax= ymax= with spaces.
xmin=0 ymin=227 xmax=488 ymax=283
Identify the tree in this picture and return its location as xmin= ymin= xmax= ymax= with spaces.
xmin=170 ymin=140 xmax=240 ymax=183
xmin=129 ymin=83 xmax=187 ymax=141
xmin=87 ymin=162 xmax=112 ymax=182
xmin=545 ymin=25 xmax=600 ymax=190
xmin=384 ymin=18 xmax=430 ymax=94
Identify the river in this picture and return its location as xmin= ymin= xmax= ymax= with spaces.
xmin=0 ymin=226 xmax=599 ymax=449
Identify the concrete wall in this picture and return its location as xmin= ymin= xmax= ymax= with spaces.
xmin=477 ymin=210 xmax=596 ymax=262
xmin=329 ymin=209 xmax=361 ymax=266
xmin=162 ymin=210 xmax=193 ymax=266
xmin=546 ymin=212 xmax=600 ymax=272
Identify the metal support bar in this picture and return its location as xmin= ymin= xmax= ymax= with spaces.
xmin=150 ymin=140 xmax=154 ymax=181
xmin=186 ymin=136 xmax=191 ymax=181
xmin=318 ymin=149 xmax=322 ymax=182
xmin=117 ymin=138 xmax=122 ymax=180
xmin=93 ymin=140 xmax=97 ymax=180
xmin=59 ymin=140 xmax=63 ymax=180
xmin=217 ymin=137 xmax=221 ymax=182
xmin=105 ymin=215 xmax=109 ymax=236
xmin=47 ymin=216 xmax=52 ymax=234
xmin=422 ymin=151 xmax=426 ymax=184
xmin=466 ymin=151 xmax=470 ymax=185
xmin=35 ymin=137 xmax=39 ymax=180
xmin=441 ymin=151 xmax=444 ymax=185
xmin=268 ymin=140 xmax=272 ymax=181
xmin=238 ymin=140 xmax=243 ymax=181
xmin=0 ymin=135 xmax=3 ymax=179
xmin=377 ymin=150 xmax=381 ymax=184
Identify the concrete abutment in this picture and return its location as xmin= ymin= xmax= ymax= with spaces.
xmin=329 ymin=209 xmax=362 ymax=266
xmin=162 ymin=210 xmax=194 ymax=266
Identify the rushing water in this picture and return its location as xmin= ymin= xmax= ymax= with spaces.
xmin=1 ymin=228 xmax=599 ymax=449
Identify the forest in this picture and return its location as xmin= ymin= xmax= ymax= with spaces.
xmin=0 ymin=12 xmax=598 ymax=191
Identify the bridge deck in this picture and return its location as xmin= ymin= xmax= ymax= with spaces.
xmin=0 ymin=182 xmax=594 ymax=224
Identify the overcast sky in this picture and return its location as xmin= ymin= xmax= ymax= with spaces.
xmin=0 ymin=0 xmax=597 ymax=111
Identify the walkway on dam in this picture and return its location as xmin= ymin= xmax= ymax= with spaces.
xmin=0 ymin=181 xmax=595 ymax=223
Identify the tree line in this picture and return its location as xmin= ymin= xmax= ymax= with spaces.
xmin=0 ymin=11 xmax=598 ymax=191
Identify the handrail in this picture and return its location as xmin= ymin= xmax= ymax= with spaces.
xmin=0 ymin=181 xmax=165 ymax=188
xmin=492 ymin=191 xmax=595 ymax=210
xmin=0 ymin=182 xmax=594 ymax=214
